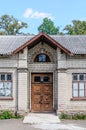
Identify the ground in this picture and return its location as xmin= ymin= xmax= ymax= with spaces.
xmin=0 ymin=119 xmax=86 ymax=130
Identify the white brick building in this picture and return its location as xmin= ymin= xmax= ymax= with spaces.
xmin=0 ymin=32 xmax=86 ymax=114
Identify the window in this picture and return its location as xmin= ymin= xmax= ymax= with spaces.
xmin=0 ymin=73 xmax=12 ymax=97
xmin=72 ymin=74 xmax=86 ymax=98
xmin=34 ymin=76 xmax=50 ymax=83
xmin=34 ymin=53 xmax=51 ymax=62
xmin=34 ymin=76 xmax=41 ymax=82
xmin=43 ymin=76 xmax=50 ymax=82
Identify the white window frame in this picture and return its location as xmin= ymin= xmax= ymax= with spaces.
xmin=72 ymin=73 xmax=86 ymax=98
xmin=0 ymin=73 xmax=12 ymax=98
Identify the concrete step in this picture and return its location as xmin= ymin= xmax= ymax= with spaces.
xmin=23 ymin=113 xmax=60 ymax=124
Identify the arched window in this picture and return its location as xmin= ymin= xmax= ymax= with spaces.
xmin=34 ymin=53 xmax=51 ymax=62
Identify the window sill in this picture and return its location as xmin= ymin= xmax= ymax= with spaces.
xmin=70 ymin=98 xmax=86 ymax=101
xmin=0 ymin=97 xmax=13 ymax=100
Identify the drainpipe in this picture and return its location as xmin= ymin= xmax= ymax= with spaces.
xmin=15 ymin=54 xmax=19 ymax=117
xmin=15 ymin=68 xmax=18 ymax=116
xmin=56 ymin=48 xmax=58 ymax=115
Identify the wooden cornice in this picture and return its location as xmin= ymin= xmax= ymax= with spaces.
xmin=12 ymin=32 xmax=73 ymax=56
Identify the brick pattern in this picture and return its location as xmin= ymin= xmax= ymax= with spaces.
xmin=28 ymin=42 xmax=56 ymax=63
xmin=18 ymin=71 xmax=28 ymax=111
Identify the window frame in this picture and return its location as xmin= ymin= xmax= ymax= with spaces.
xmin=34 ymin=75 xmax=51 ymax=83
xmin=0 ymin=73 xmax=13 ymax=100
xmin=34 ymin=53 xmax=51 ymax=62
xmin=72 ymin=73 xmax=86 ymax=100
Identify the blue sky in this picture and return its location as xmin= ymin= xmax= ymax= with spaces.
xmin=0 ymin=0 xmax=86 ymax=34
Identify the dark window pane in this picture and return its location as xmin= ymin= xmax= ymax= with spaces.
xmin=79 ymin=74 xmax=84 ymax=81
xmin=34 ymin=53 xmax=51 ymax=62
xmin=1 ymin=74 xmax=5 ymax=80
xmin=39 ymin=54 xmax=46 ymax=62
xmin=34 ymin=76 xmax=41 ymax=82
xmin=73 ymin=74 xmax=78 ymax=81
xmin=43 ymin=76 xmax=50 ymax=82
xmin=7 ymin=74 xmax=12 ymax=81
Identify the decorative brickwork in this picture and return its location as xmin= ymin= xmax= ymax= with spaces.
xmin=28 ymin=42 xmax=56 ymax=63
xmin=31 ymin=48 xmax=54 ymax=63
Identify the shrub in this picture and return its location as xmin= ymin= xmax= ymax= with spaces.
xmin=0 ymin=110 xmax=14 ymax=119
xmin=72 ymin=114 xmax=86 ymax=120
xmin=59 ymin=112 xmax=86 ymax=120
xmin=59 ymin=112 xmax=71 ymax=119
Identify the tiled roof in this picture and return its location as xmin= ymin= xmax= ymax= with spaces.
xmin=51 ymin=35 xmax=86 ymax=54
xmin=0 ymin=34 xmax=86 ymax=55
xmin=0 ymin=35 xmax=34 ymax=55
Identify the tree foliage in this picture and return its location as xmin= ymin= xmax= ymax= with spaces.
xmin=1 ymin=14 xmax=86 ymax=35
xmin=0 ymin=14 xmax=28 ymax=35
xmin=38 ymin=18 xmax=59 ymax=35
xmin=64 ymin=20 xmax=86 ymax=35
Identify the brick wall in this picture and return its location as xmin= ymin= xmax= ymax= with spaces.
xmin=0 ymin=41 xmax=86 ymax=114
xmin=18 ymin=69 xmax=28 ymax=111
xmin=57 ymin=48 xmax=86 ymax=114
xmin=0 ymin=48 xmax=28 ymax=112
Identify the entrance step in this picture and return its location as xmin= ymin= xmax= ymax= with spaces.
xmin=23 ymin=113 xmax=60 ymax=124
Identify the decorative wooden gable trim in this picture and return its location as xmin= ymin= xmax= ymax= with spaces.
xmin=12 ymin=32 xmax=73 ymax=56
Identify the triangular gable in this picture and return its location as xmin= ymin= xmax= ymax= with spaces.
xmin=13 ymin=32 xmax=73 ymax=55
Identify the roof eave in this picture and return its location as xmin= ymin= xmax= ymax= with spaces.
xmin=12 ymin=32 xmax=73 ymax=56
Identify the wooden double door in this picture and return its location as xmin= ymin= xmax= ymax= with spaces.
xmin=31 ymin=73 xmax=53 ymax=112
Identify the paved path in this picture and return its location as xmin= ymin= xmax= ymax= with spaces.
xmin=0 ymin=114 xmax=86 ymax=130
xmin=33 ymin=122 xmax=86 ymax=130
xmin=23 ymin=113 xmax=86 ymax=130
xmin=0 ymin=119 xmax=40 ymax=130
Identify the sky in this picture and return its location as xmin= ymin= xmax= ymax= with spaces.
xmin=0 ymin=0 xmax=86 ymax=34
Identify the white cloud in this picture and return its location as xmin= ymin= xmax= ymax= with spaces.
xmin=23 ymin=8 xmax=33 ymax=18
xmin=23 ymin=8 xmax=53 ymax=19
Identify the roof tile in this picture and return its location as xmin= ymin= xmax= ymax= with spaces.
xmin=0 ymin=35 xmax=86 ymax=55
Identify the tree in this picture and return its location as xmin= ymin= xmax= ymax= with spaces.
xmin=38 ymin=18 xmax=59 ymax=35
xmin=64 ymin=20 xmax=86 ymax=35
xmin=0 ymin=14 xmax=28 ymax=35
